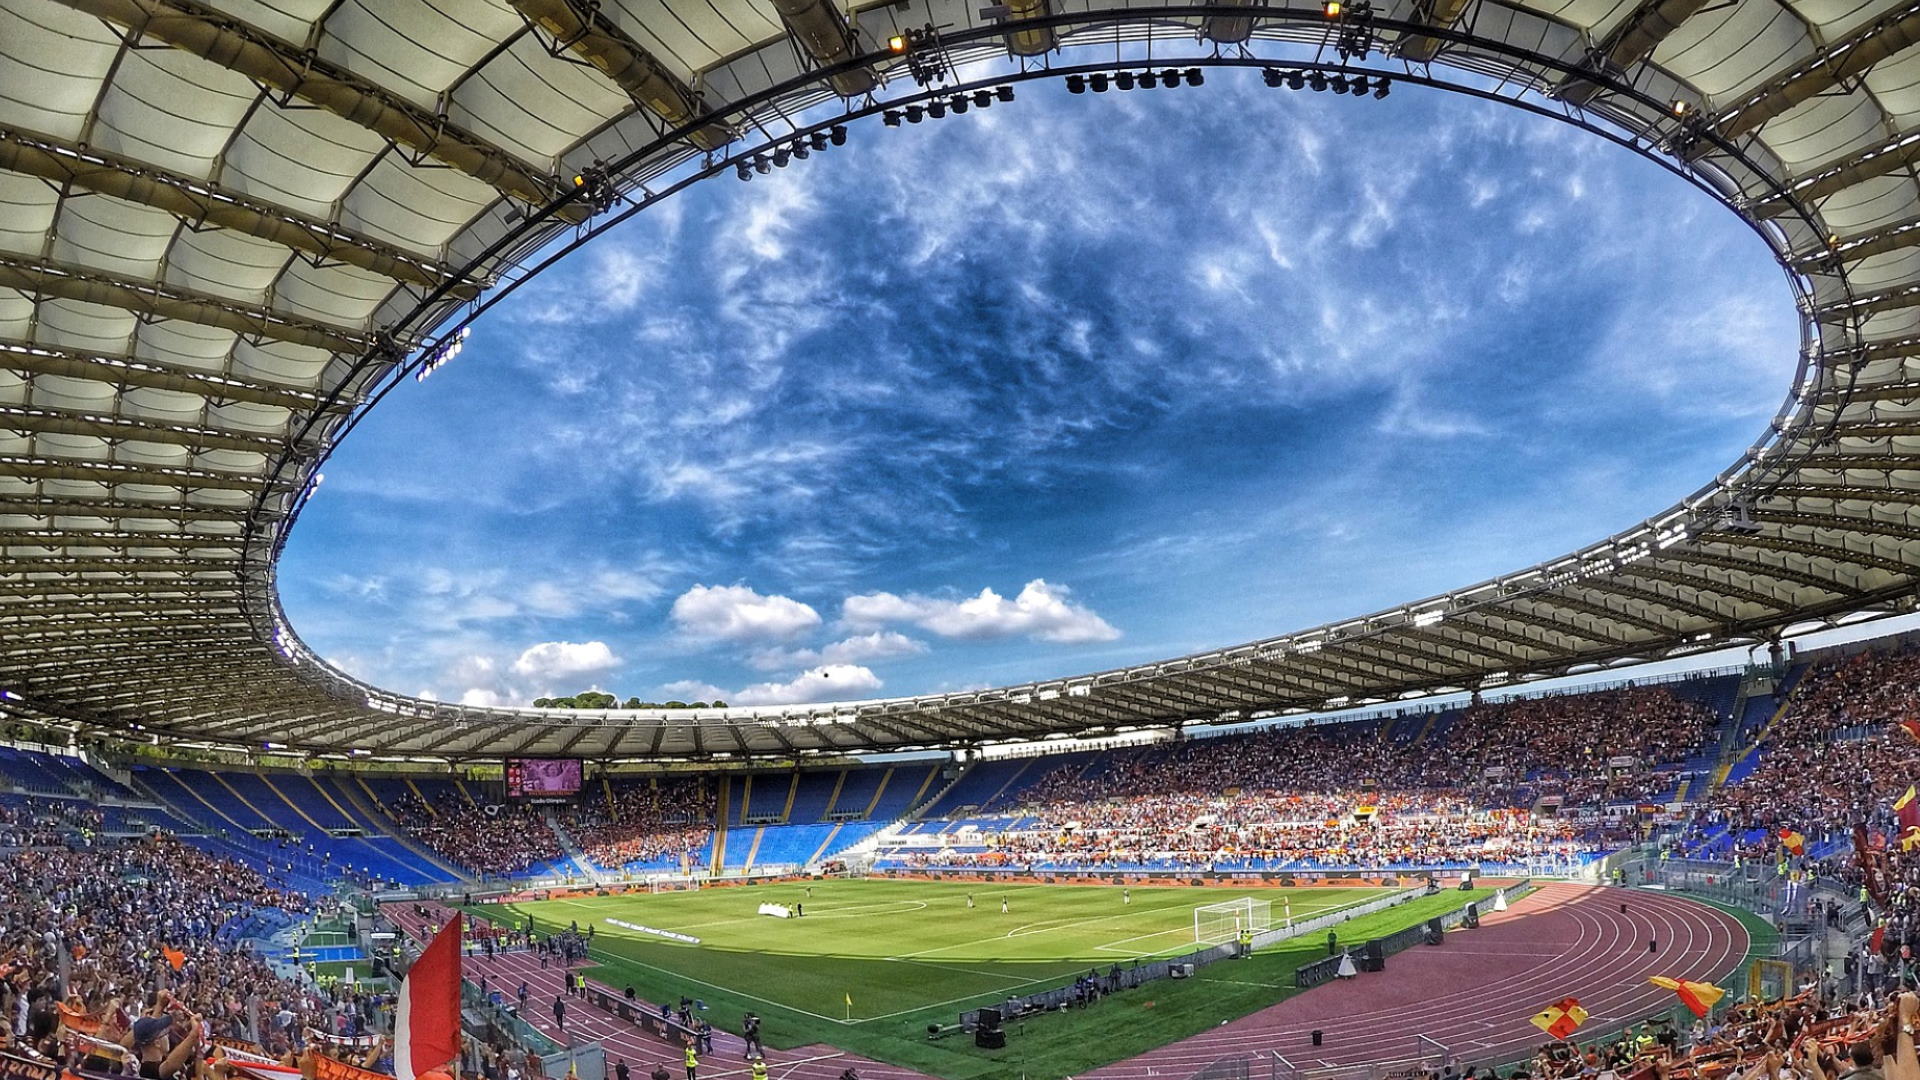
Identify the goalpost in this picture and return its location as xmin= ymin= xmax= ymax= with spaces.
xmin=1193 ymin=897 xmax=1272 ymax=945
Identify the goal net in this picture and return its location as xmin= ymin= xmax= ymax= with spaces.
xmin=1193 ymin=897 xmax=1272 ymax=945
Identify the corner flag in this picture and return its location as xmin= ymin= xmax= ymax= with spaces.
xmin=396 ymin=914 xmax=463 ymax=1080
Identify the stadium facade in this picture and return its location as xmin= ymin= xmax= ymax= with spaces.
xmin=5 ymin=0 xmax=1920 ymax=759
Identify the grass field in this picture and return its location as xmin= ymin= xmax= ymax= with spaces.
xmin=472 ymin=879 xmax=1496 ymax=1080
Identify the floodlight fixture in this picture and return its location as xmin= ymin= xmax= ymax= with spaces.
xmin=951 ymin=94 xmax=969 ymax=113
xmin=1091 ymin=72 xmax=1110 ymax=92
xmin=829 ymin=124 xmax=848 ymax=145
xmin=1374 ymin=78 xmax=1390 ymax=98
xmin=1309 ymin=71 xmax=1328 ymax=91
xmin=888 ymin=34 xmax=908 ymax=51
xmin=883 ymin=110 xmax=903 ymax=126
xmin=1286 ymin=70 xmax=1306 ymax=90
xmin=905 ymin=104 xmax=925 ymax=122
xmin=1185 ymin=68 xmax=1203 ymax=86
xmin=996 ymin=85 xmax=1014 ymax=101
xmin=1067 ymin=74 xmax=1087 ymax=93
xmin=810 ymin=131 xmax=830 ymax=150
xmin=791 ymin=141 xmax=809 ymax=159
xmin=735 ymin=162 xmax=752 ymax=181
xmin=1330 ymin=73 xmax=1348 ymax=93
xmin=928 ymin=99 xmax=947 ymax=118
xmin=1263 ymin=67 xmax=1283 ymax=87
xmin=1140 ymin=70 xmax=1159 ymax=88
xmin=974 ymin=89 xmax=994 ymax=107
xmin=1117 ymin=70 xmax=1136 ymax=90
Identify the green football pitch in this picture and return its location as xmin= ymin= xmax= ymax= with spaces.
xmin=493 ymin=879 xmax=1386 ymax=1023
xmin=471 ymin=879 xmax=1496 ymax=1080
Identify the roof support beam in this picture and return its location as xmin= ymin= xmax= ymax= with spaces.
xmin=1399 ymin=0 xmax=1477 ymax=63
xmin=510 ymin=0 xmax=732 ymax=151
xmin=767 ymin=0 xmax=877 ymax=94
xmin=1393 ymin=626 xmax=1541 ymax=669
xmin=0 ymin=339 xmax=338 ymax=415
xmin=1752 ymin=131 xmax=1920 ymax=218
xmin=1815 ymin=283 xmax=1920 ymax=321
xmin=0 ymin=125 xmax=475 ymax=296
xmin=1535 ymin=592 xmax=1679 ymax=637
xmin=1714 ymin=2 xmax=1920 ymax=142
xmin=0 ymin=254 xmax=371 ymax=354
xmin=1555 ymin=0 xmax=1710 ymax=104
xmin=0 ymin=455 xmax=276 ymax=493
xmin=53 ymin=0 xmax=578 ymax=219
xmin=0 ymin=404 xmax=288 ymax=456
xmin=1701 ymin=532 xmax=1917 ymax=577
xmin=1613 ymin=565 xmax=1793 ymax=611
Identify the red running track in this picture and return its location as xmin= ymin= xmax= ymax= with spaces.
xmin=1082 ymin=883 xmax=1750 ymax=1078
xmin=386 ymin=883 xmax=1744 ymax=1080
xmin=384 ymin=903 xmax=926 ymax=1080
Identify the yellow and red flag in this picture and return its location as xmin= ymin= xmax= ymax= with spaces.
xmin=1778 ymin=829 xmax=1806 ymax=857
xmin=1528 ymin=998 xmax=1588 ymax=1040
xmin=1899 ymin=718 xmax=1920 ymax=742
xmin=1650 ymin=976 xmax=1725 ymax=1018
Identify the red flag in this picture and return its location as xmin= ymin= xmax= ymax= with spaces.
xmin=1872 ymin=922 xmax=1888 ymax=953
xmin=1777 ymin=829 xmax=1806 ymax=857
xmin=395 ymin=914 xmax=462 ymax=1080
xmin=1899 ymin=718 xmax=1920 ymax=742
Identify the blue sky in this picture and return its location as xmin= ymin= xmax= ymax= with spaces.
xmin=276 ymin=70 xmax=1799 ymax=710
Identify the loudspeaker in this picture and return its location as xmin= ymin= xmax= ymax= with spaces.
xmin=977 ymin=1008 xmax=1001 ymax=1030
xmin=975 ymin=1029 xmax=1006 ymax=1050
xmin=1311 ymin=1031 xmax=1323 ymax=1047
xmin=1359 ymin=940 xmax=1386 ymax=973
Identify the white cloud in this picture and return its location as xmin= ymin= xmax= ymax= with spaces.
xmin=460 ymin=687 xmax=508 ymax=708
xmin=731 ymin=664 xmax=884 ymax=706
xmin=671 ymin=584 xmax=821 ymax=641
xmin=747 ymin=630 xmax=928 ymax=671
xmin=842 ymin=579 xmax=1120 ymax=644
xmin=510 ymin=640 xmax=621 ymax=681
xmin=658 ymin=679 xmax=732 ymax=703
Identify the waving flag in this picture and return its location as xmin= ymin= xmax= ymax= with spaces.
xmin=161 ymin=946 xmax=186 ymax=971
xmin=1778 ymin=829 xmax=1806 ymax=857
xmin=1650 ymin=976 xmax=1725 ymax=1018
xmin=1528 ymin=998 xmax=1588 ymax=1040
xmin=1899 ymin=718 xmax=1920 ymax=741
xmin=395 ymin=914 xmax=462 ymax=1080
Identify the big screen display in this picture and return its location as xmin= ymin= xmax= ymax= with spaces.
xmin=505 ymin=758 xmax=582 ymax=798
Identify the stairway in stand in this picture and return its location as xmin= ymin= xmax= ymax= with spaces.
xmin=543 ymin=810 xmax=599 ymax=878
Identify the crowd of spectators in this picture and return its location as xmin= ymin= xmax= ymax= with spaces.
xmin=1697 ymin=648 xmax=1920 ymax=847
xmin=0 ymin=832 xmax=391 ymax=1074
xmin=1512 ymin=991 xmax=1920 ymax=1080
xmin=382 ymin=780 xmax=712 ymax=877
xmin=911 ymin=687 xmax=1714 ymax=871
xmin=554 ymin=779 xmax=710 ymax=870
xmin=385 ymin=791 xmax=563 ymax=878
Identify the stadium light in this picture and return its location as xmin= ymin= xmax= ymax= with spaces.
xmin=1160 ymin=68 xmax=1181 ymax=87
xmin=888 ymin=34 xmax=907 ymax=51
xmin=829 ymin=124 xmax=847 ymax=145
xmin=1117 ymin=70 xmax=1135 ymax=90
xmin=883 ymin=110 xmax=902 ymax=126
xmin=1184 ymin=68 xmax=1203 ymax=86
xmin=1091 ymin=72 xmax=1109 ymax=92
xmin=1323 ymin=0 xmax=1341 ymax=15
xmin=734 ymin=161 xmax=752 ymax=181
xmin=1067 ymin=74 xmax=1087 ymax=93
xmin=1140 ymin=70 xmax=1159 ymax=89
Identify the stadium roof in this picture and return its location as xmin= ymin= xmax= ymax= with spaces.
xmin=5 ymin=0 xmax=1920 ymax=760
